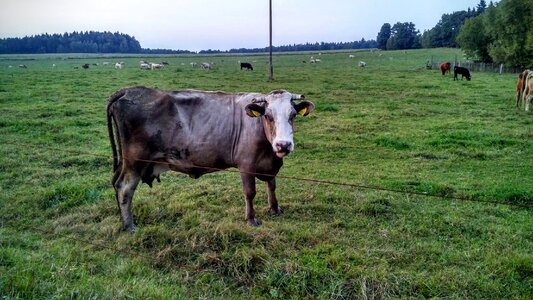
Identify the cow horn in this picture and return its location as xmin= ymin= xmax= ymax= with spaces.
xmin=291 ymin=94 xmax=305 ymax=100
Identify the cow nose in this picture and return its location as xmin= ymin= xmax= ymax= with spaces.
xmin=275 ymin=141 xmax=292 ymax=153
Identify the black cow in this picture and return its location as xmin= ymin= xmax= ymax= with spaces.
xmin=454 ymin=66 xmax=471 ymax=81
xmin=240 ymin=62 xmax=253 ymax=70
xmin=107 ymin=87 xmax=314 ymax=231
xmin=82 ymin=63 xmax=90 ymax=69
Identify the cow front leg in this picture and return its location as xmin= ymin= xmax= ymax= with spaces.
xmin=241 ymin=173 xmax=261 ymax=226
xmin=265 ymin=178 xmax=283 ymax=216
xmin=114 ymin=170 xmax=140 ymax=232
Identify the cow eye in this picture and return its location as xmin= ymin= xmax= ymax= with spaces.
xmin=264 ymin=114 xmax=273 ymax=121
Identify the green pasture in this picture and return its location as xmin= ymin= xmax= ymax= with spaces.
xmin=1 ymin=48 xmax=532 ymax=299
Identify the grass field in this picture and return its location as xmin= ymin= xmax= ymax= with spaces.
xmin=1 ymin=48 xmax=532 ymax=299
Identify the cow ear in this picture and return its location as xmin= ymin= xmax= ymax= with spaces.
xmin=245 ymin=103 xmax=265 ymax=118
xmin=294 ymin=101 xmax=315 ymax=116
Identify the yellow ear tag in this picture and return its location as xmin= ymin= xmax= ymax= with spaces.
xmin=298 ymin=107 xmax=307 ymax=116
xmin=252 ymin=110 xmax=262 ymax=117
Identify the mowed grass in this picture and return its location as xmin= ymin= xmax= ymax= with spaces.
xmin=0 ymin=48 xmax=532 ymax=299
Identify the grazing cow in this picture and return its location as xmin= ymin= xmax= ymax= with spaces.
xmin=349 ymin=54 xmax=355 ymax=58
xmin=140 ymin=63 xmax=151 ymax=70
xmin=240 ymin=62 xmax=253 ymax=70
xmin=440 ymin=62 xmax=451 ymax=75
xmin=201 ymin=62 xmax=211 ymax=69
xmin=310 ymin=57 xmax=321 ymax=64
xmin=150 ymin=63 xmax=164 ymax=70
xmin=18 ymin=64 xmax=27 ymax=68
xmin=358 ymin=61 xmax=367 ymax=68
xmin=161 ymin=61 xmax=169 ymax=65
xmin=516 ymin=69 xmax=530 ymax=108
xmin=115 ymin=62 xmax=123 ymax=69
xmin=107 ymin=87 xmax=315 ymax=231
xmin=190 ymin=62 xmax=197 ymax=68
xmin=454 ymin=66 xmax=471 ymax=81
xmin=524 ymin=71 xmax=533 ymax=112
xmin=82 ymin=64 xmax=90 ymax=69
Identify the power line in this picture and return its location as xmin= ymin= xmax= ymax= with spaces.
xmin=2 ymin=140 xmax=531 ymax=209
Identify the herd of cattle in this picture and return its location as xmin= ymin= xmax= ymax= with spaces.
xmin=439 ymin=61 xmax=472 ymax=81
xmin=438 ymin=61 xmax=532 ymax=111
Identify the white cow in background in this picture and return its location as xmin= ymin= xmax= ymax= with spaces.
xmin=150 ymin=63 xmax=164 ymax=70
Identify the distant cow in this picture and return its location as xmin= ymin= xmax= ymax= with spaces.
xmin=358 ymin=61 xmax=367 ymax=68
xmin=82 ymin=64 xmax=90 ymax=69
xmin=440 ymin=62 xmax=451 ymax=75
xmin=18 ymin=64 xmax=27 ymax=68
xmin=140 ymin=63 xmax=151 ymax=70
xmin=453 ymin=66 xmax=471 ymax=81
xmin=240 ymin=62 xmax=253 ymax=70
xmin=190 ymin=62 xmax=197 ymax=68
xmin=201 ymin=62 xmax=211 ymax=69
xmin=107 ymin=87 xmax=314 ymax=231
xmin=150 ymin=63 xmax=164 ymax=70
xmin=516 ymin=69 xmax=530 ymax=108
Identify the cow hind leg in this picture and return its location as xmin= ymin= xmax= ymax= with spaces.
xmin=113 ymin=168 xmax=141 ymax=232
xmin=265 ymin=178 xmax=283 ymax=216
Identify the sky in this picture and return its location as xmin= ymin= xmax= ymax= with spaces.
xmin=0 ymin=0 xmax=487 ymax=52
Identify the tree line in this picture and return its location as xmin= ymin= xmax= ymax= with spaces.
xmin=200 ymin=39 xmax=377 ymax=54
xmin=0 ymin=31 xmax=193 ymax=54
xmin=0 ymin=30 xmax=376 ymax=55
xmin=375 ymin=0 xmax=531 ymax=67
xmin=376 ymin=1 xmax=490 ymax=51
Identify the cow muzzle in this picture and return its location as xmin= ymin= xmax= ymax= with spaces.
xmin=274 ymin=141 xmax=292 ymax=158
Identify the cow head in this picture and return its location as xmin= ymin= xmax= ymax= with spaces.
xmin=245 ymin=90 xmax=314 ymax=158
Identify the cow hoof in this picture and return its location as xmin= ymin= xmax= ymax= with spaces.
xmin=123 ymin=224 xmax=136 ymax=233
xmin=269 ymin=207 xmax=284 ymax=216
xmin=247 ymin=218 xmax=262 ymax=227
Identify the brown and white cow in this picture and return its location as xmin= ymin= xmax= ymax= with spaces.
xmin=516 ymin=69 xmax=530 ymax=108
xmin=524 ymin=71 xmax=533 ymax=112
xmin=107 ymin=87 xmax=315 ymax=231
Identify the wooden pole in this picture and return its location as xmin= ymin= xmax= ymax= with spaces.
xmin=268 ymin=0 xmax=274 ymax=81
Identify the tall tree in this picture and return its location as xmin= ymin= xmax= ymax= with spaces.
xmin=376 ymin=23 xmax=391 ymax=50
xmin=456 ymin=14 xmax=493 ymax=62
xmin=457 ymin=0 xmax=533 ymax=66
xmin=487 ymin=0 xmax=533 ymax=66
xmin=476 ymin=0 xmax=487 ymax=15
xmin=386 ymin=22 xmax=420 ymax=50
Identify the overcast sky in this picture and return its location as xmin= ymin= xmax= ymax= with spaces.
xmin=1 ymin=0 xmax=487 ymax=52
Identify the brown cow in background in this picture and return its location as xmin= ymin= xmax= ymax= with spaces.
xmin=516 ymin=69 xmax=530 ymax=108
xmin=440 ymin=62 xmax=451 ymax=75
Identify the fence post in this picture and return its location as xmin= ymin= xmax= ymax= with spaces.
xmin=499 ymin=64 xmax=504 ymax=74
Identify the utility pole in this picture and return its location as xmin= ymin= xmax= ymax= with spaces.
xmin=268 ymin=0 xmax=274 ymax=81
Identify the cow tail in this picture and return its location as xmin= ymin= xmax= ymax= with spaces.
xmin=107 ymin=89 xmax=127 ymax=175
